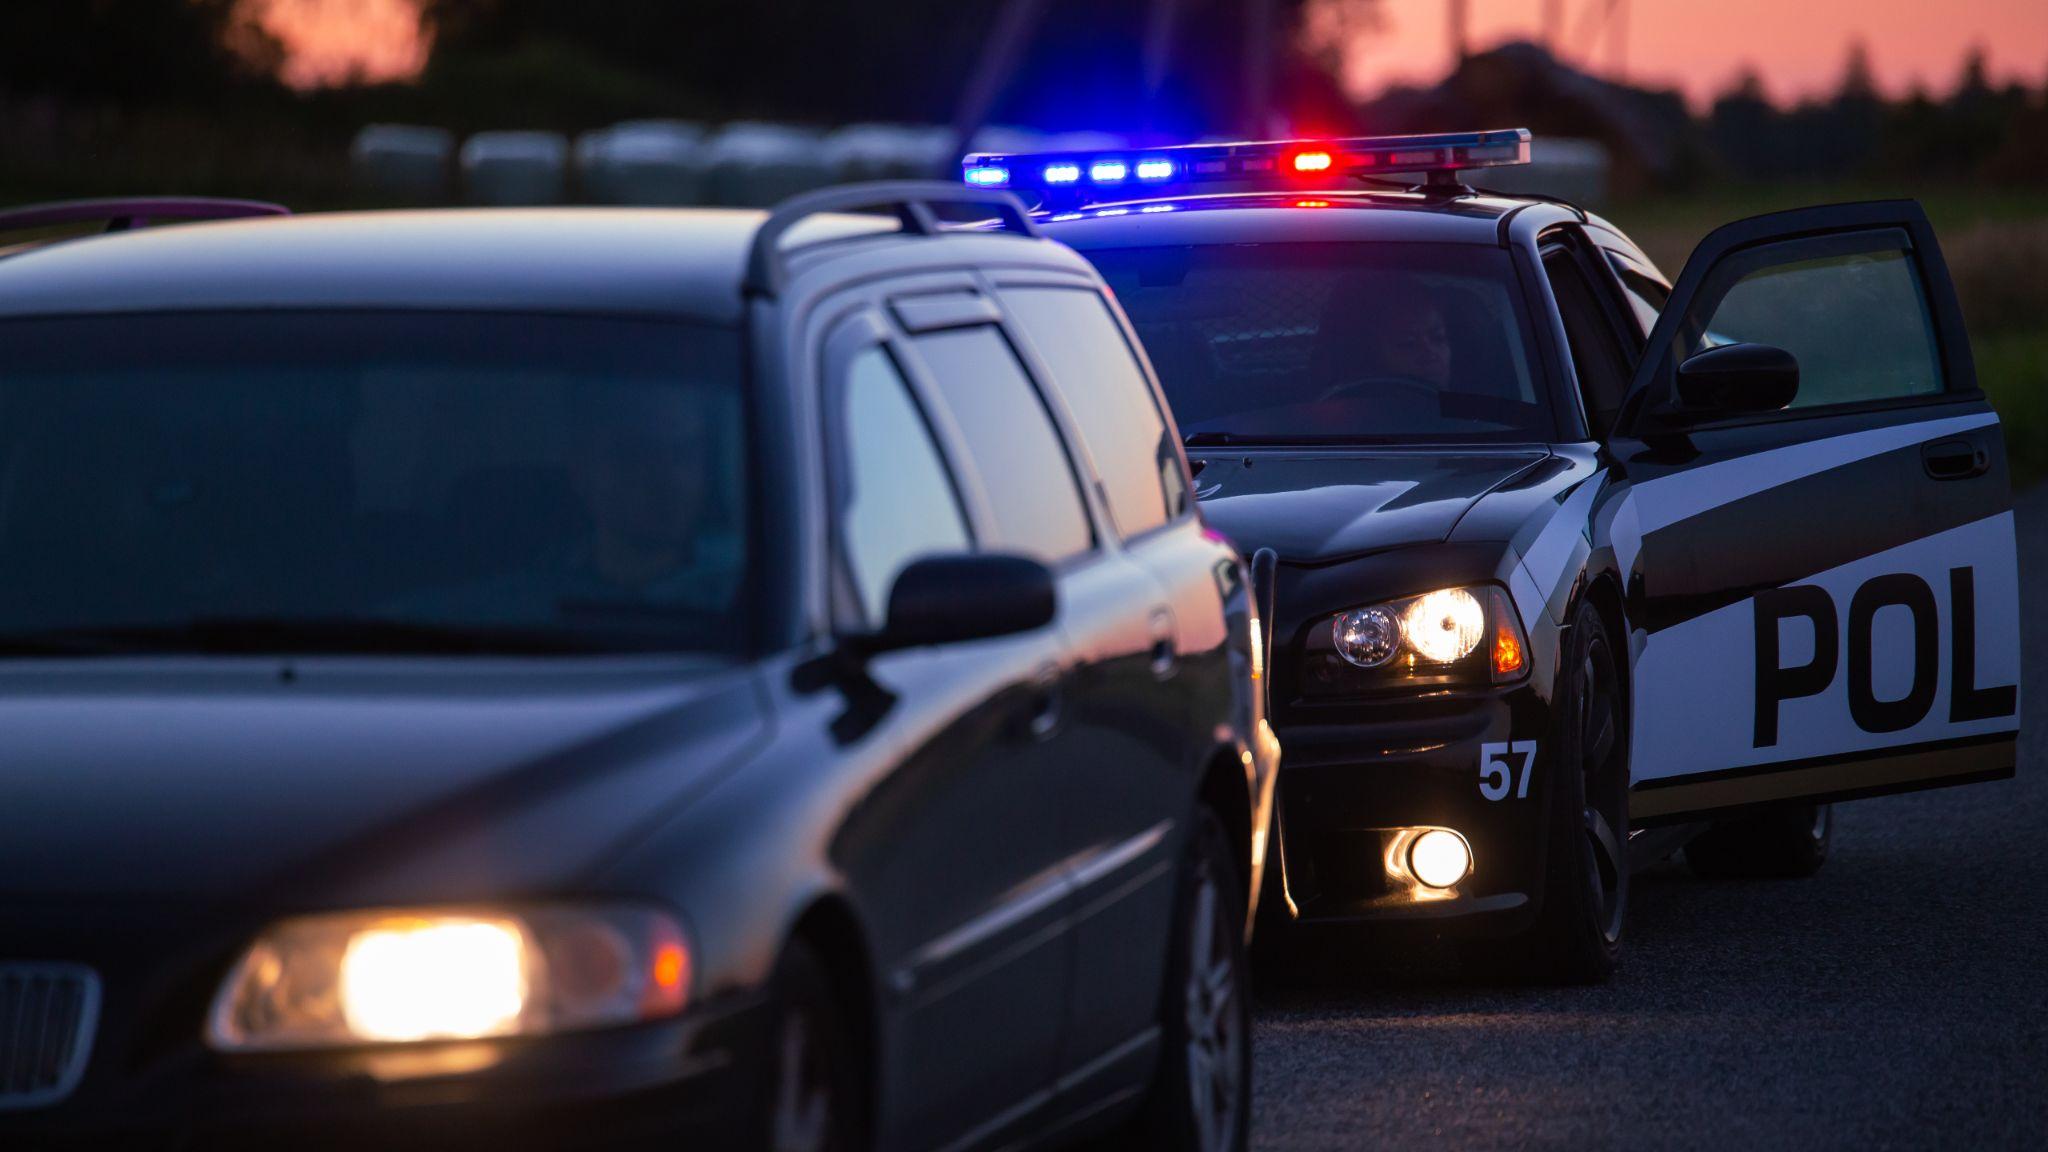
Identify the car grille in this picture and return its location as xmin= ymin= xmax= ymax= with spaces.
xmin=0 ymin=964 xmax=100 ymax=1110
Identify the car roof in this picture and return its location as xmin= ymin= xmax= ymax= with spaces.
xmin=1034 ymin=188 xmax=1564 ymax=250
xmin=0 ymin=207 xmax=906 ymax=324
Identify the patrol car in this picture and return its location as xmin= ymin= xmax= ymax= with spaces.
xmin=964 ymin=130 xmax=2023 ymax=980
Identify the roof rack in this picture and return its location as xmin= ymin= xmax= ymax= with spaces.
xmin=744 ymin=181 xmax=1038 ymax=298
xmin=0 ymin=196 xmax=289 ymax=237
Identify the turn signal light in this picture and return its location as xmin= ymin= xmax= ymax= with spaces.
xmin=1487 ymin=586 xmax=1530 ymax=683
xmin=1493 ymin=617 xmax=1525 ymax=677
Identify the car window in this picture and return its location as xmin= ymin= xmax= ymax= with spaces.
xmin=1690 ymin=244 xmax=1944 ymax=409
xmin=1087 ymin=242 xmax=1549 ymax=444
xmin=1544 ymin=250 xmax=1633 ymax=439
xmin=0 ymin=312 xmax=750 ymax=655
xmin=836 ymin=346 xmax=971 ymax=627
xmin=1609 ymin=259 xmax=1670 ymax=340
xmin=910 ymin=325 xmax=1093 ymax=563
xmin=1001 ymin=287 xmax=1186 ymax=537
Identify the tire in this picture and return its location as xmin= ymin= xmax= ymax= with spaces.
xmin=1518 ymin=599 xmax=1630 ymax=984
xmin=1133 ymin=808 xmax=1253 ymax=1152
xmin=1685 ymin=803 xmax=1833 ymax=879
xmin=761 ymin=939 xmax=864 ymax=1152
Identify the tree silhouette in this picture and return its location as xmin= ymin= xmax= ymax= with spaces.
xmin=0 ymin=0 xmax=282 ymax=105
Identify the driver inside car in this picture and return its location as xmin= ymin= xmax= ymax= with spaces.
xmin=396 ymin=381 xmax=742 ymax=627
xmin=1313 ymin=279 xmax=1456 ymax=420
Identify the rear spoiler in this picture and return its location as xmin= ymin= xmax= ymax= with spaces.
xmin=0 ymin=196 xmax=288 ymax=239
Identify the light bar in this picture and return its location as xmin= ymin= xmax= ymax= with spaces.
xmin=963 ymin=164 xmax=1010 ymax=188
xmin=963 ymin=129 xmax=1532 ymax=202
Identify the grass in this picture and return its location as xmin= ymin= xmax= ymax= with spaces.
xmin=1602 ymin=181 xmax=2048 ymax=273
xmin=1978 ymin=332 xmax=2048 ymax=487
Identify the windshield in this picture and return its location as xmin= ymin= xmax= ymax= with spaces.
xmin=0 ymin=312 xmax=751 ymax=656
xmin=1088 ymin=242 xmax=1553 ymax=444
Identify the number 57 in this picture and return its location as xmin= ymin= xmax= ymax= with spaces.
xmin=1479 ymin=741 xmax=1537 ymax=801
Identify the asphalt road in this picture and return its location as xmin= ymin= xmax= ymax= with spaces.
xmin=1249 ymin=485 xmax=2048 ymax=1151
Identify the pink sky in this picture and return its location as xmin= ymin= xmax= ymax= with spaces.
xmin=1341 ymin=0 xmax=2048 ymax=107
xmin=257 ymin=0 xmax=2048 ymax=108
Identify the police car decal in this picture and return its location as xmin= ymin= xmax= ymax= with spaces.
xmin=1618 ymin=414 xmax=2020 ymax=816
xmin=1622 ymin=410 xmax=2000 ymax=546
xmin=1480 ymin=740 xmax=1540 ymax=801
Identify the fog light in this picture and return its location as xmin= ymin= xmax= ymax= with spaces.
xmin=1409 ymin=829 xmax=1472 ymax=889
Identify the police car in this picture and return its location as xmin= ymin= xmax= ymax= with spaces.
xmin=964 ymin=130 xmax=2023 ymax=980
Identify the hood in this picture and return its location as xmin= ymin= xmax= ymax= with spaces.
xmin=1193 ymin=450 xmax=1546 ymax=564
xmin=0 ymin=660 xmax=767 ymax=906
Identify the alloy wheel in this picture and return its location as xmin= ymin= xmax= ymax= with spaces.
xmin=772 ymin=1005 xmax=834 ymax=1152
xmin=1182 ymin=854 xmax=1245 ymax=1152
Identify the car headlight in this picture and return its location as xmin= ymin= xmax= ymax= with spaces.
xmin=206 ymin=904 xmax=689 ymax=1052
xmin=1303 ymin=584 xmax=1528 ymax=696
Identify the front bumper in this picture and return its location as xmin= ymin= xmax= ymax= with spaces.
xmin=1270 ymin=685 xmax=1556 ymax=937
xmin=0 ymin=994 xmax=772 ymax=1151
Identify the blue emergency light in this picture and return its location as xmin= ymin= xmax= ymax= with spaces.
xmin=962 ymin=128 xmax=1532 ymax=201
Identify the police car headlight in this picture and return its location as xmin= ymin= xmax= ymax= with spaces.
xmin=1309 ymin=585 xmax=1528 ymax=695
xmin=206 ymin=905 xmax=689 ymax=1052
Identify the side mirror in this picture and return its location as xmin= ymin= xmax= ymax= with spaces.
xmin=860 ymin=553 xmax=1055 ymax=653
xmin=1675 ymin=342 xmax=1799 ymax=418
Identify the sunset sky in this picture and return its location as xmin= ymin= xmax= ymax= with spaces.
xmin=257 ymin=0 xmax=430 ymax=89
xmin=1349 ymin=0 xmax=2048 ymax=105
xmin=257 ymin=0 xmax=2048 ymax=108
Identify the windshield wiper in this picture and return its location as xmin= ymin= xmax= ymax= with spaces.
xmin=0 ymin=615 xmax=614 ymax=657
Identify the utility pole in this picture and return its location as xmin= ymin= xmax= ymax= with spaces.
xmin=1449 ymin=0 xmax=1470 ymax=65
xmin=1243 ymin=0 xmax=1274 ymax=137
xmin=1543 ymin=0 xmax=1564 ymax=53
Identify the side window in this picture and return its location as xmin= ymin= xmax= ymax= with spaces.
xmin=1689 ymin=241 xmax=1943 ymax=409
xmin=837 ymin=347 xmax=971 ymax=626
xmin=909 ymin=325 xmax=1093 ymax=563
xmin=1606 ymin=256 xmax=1671 ymax=341
xmin=1001 ymin=287 xmax=1188 ymax=538
xmin=1543 ymin=249 xmax=1634 ymax=439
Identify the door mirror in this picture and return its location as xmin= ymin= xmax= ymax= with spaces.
xmin=859 ymin=553 xmax=1056 ymax=653
xmin=1674 ymin=342 xmax=1799 ymax=418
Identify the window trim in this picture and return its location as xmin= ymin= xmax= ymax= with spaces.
xmin=1653 ymin=229 xmax=1953 ymax=430
xmin=1538 ymin=230 xmax=1639 ymax=442
xmin=1603 ymin=253 xmax=1672 ymax=345
xmin=1614 ymin=203 xmax=1984 ymax=439
xmin=816 ymin=312 xmax=978 ymax=631
xmin=993 ymin=281 xmax=1197 ymax=547
xmin=901 ymin=318 xmax=1102 ymax=567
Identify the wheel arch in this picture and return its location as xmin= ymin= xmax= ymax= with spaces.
xmin=784 ymin=891 xmax=880 ymax=1146
xmin=1197 ymin=743 xmax=1254 ymax=907
xmin=1578 ymin=569 xmax=1632 ymax=720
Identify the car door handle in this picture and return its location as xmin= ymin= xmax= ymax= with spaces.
xmin=1025 ymin=665 xmax=1064 ymax=742
xmin=1923 ymin=437 xmax=1990 ymax=481
xmin=1148 ymin=609 xmax=1179 ymax=679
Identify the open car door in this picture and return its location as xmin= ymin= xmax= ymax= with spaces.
xmin=1608 ymin=200 xmax=2020 ymax=822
